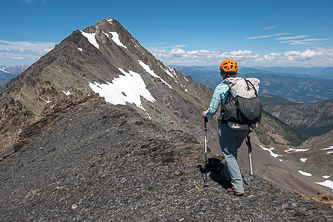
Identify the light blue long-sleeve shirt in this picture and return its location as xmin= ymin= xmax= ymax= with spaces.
xmin=204 ymin=80 xmax=229 ymax=117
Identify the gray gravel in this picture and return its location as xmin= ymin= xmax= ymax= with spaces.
xmin=1 ymin=98 xmax=332 ymax=221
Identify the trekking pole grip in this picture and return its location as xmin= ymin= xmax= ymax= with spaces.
xmin=204 ymin=117 xmax=208 ymax=129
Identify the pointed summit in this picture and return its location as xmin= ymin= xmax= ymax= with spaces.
xmin=0 ymin=17 xmax=214 ymax=159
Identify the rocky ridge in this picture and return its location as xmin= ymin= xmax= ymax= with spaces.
xmin=1 ymin=97 xmax=332 ymax=221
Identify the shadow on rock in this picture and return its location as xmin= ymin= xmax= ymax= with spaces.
xmin=198 ymin=157 xmax=231 ymax=190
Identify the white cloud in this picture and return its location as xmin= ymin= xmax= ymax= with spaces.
xmin=170 ymin=48 xmax=186 ymax=55
xmin=161 ymin=30 xmax=181 ymax=32
xmin=19 ymin=48 xmax=30 ymax=53
xmin=284 ymin=49 xmax=322 ymax=60
xmin=258 ymin=49 xmax=325 ymax=65
xmin=0 ymin=39 xmax=55 ymax=64
xmin=0 ymin=40 xmax=55 ymax=54
xmin=279 ymin=38 xmax=330 ymax=45
xmin=246 ymin=33 xmax=289 ymax=40
xmin=263 ymin=53 xmax=279 ymax=61
xmin=151 ymin=48 xmax=260 ymax=66
xmin=229 ymin=50 xmax=253 ymax=58
xmin=316 ymin=27 xmax=328 ymax=31
xmin=11 ymin=57 xmax=25 ymax=60
xmin=44 ymin=48 xmax=52 ymax=53
xmin=21 ymin=0 xmax=47 ymax=3
xmin=276 ymin=35 xmax=308 ymax=40
xmin=263 ymin=26 xmax=276 ymax=30
xmin=150 ymin=46 xmax=333 ymax=66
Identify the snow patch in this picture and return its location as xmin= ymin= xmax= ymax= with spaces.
xmin=131 ymin=39 xmax=140 ymax=48
xmin=315 ymin=180 xmax=333 ymax=192
xmin=78 ymin=48 xmax=82 ymax=52
xmin=166 ymin=67 xmax=179 ymax=80
xmin=172 ymin=69 xmax=178 ymax=76
xmin=80 ymin=31 xmax=99 ymax=49
xmin=298 ymin=170 xmax=312 ymax=176
xmin=107 ymin=18 xmax=113 ymax=24
xmin=46 ymin=100 xmax=52 ymax=104
xmin=164 ymin=67 xmax=175 ymax=77
xmin=138 ymin=60 xmax=173 ymax=89
xmin=102 ymin=31 xmax=109 ymax=38
xmin=89 ymin=68 xmax=156 ymax=111
xmin=0 ymin=67 xmax=11 ymax=73
xmin=285 ymin=148 xmax=309 ymax=153
xmin=321 ymin=145 xmax=333 ymax=150
xmin=323 ymin=175 xmax=331 ymax=179
xmin=260 ymin=146 xmax=282 ymax=158
xmin=322 ymin=146 xmax=333 ymax=153
xmin=110 ymin=32 xmax=127 ymax=48
xmin=62 ymin=90 xmax=71 ymax=96
xmin=300 ymin=158 xmax=307 ymax=162
xmin=180 ymin=83 xmax=188 ymax=92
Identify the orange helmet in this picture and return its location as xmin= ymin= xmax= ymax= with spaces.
xmin=220 ymin=59 xmax=238 ymax=73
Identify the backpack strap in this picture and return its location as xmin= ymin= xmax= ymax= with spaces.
xmin=219 ymin=82 xmax=232 ymax=123
xmin=244 ymin=78 xmax=258 ymax=97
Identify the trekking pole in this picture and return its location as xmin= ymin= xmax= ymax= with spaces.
xmin=204 ymin=117 xmax=208 ymax=187
xmin=246 ymin=130 xmax=253 ymax=175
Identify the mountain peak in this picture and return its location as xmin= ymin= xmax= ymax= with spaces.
xmin=0 ymin=17 xmax=213 ymax=163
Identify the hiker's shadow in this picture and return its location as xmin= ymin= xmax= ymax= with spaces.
xmin=198 ymin=158 xmax=231 ymax=189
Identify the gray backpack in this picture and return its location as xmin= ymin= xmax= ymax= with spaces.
xmin=222 ymin=77 xmax=262 ymax=130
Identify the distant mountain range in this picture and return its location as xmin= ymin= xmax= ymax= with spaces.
xmin=171 ymin=65 xmax=333 ymax=103
xmin=260 ymin=94 xmax=333 ymax=137
xmin=170 ymin=65 xmax=333 ymax=79
xmin=0 ymin=65 xmax=28 ymax=90
xmin=240 ymin=66 xmax=333 ymax=79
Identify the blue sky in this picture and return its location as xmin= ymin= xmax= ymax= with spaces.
xmin=1 ymin=0 xmax=333 ymax=67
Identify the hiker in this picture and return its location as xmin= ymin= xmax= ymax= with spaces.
xmin=202 ymin=59 xmax=248 ymax=196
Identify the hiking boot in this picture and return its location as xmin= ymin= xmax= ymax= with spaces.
xmin=227 ymin=188 xmax=244 ymax=196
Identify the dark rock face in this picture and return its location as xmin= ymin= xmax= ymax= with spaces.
xmin=1 ymin=97 xmax=332 ymax=221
